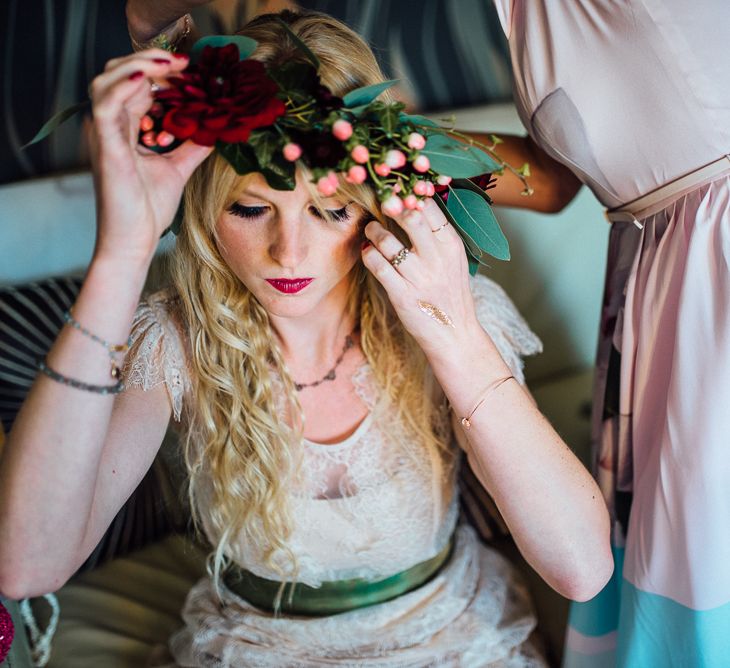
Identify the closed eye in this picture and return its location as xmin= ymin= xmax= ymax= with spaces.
xmin=309 ymin=205 xmax=352 ymax=223
xmin=227 ymin=202 xmax=268 ymax=219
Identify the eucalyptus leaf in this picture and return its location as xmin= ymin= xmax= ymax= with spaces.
xmin=275 ymin=17 xmax=320 ymax=69
xmin=399 ymin=113 xmax=438 ymax=129
xmin=261 ymin=163 xmax=296 ymax=190
xmin=446 ymin=188 xmax=510 ymax=261
xmin=422 ymin=134 xmax=500 ymax=178
xmin=23 ymin=100 xmax=89 ymax=148
xmin=433 ymin=196 xmax=483 ymax=275
xmin=342 ymin=80 xmax=397 ymax=108
xmin=451 ymin=177 xmax=494 ymax=203
xmin=191 ymin=35 xmax=258 ymax=62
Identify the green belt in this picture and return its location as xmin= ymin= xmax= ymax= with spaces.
xmin=223 ymin=538 xmax=454 ymax=616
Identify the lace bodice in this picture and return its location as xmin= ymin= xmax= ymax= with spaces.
xmin=123 ymin=274 xmax=541 ymax=586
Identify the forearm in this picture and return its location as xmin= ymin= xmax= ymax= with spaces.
xmin=0 ymin=253 xmax=152 ymax=593
xmin=428 ymin=325 xmax=612 ymax=601
xmin=465 ymin=132 xmax=582 ymax=213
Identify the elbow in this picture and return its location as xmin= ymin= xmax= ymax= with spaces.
xmin=558 ymin=550 xmax=614 ymax=603
xmin=0 ymin=563 xmax=68 ymax=601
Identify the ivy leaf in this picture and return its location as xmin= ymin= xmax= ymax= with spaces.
xmin=248 ymin=129 xmax=281 ymax=167
xmin=446 ymin=188 xmax=510 ymax=261
xmin=191 ymin=35 xmax=258 ymax=62
xmin=217 ymin=141 xmax=260 ymax=175
xmin=275 ymin=17 xmax=320 ymax=69
xmin=422 ymin=134 xmax=499 ymax=178
xmin=22 ymin=100 xmax=90 ymax=148
xmin=342 ymin=80 xmax=397 ymax=108
xmin=268 ymin=62 xmax=317 ymax=93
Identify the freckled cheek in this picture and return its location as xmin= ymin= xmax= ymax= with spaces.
xmin=215 ymin=226 xmax=262 ymax=276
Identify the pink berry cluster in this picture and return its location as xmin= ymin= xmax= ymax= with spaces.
xmin=281 ymin=117 xmax=452 ymax=215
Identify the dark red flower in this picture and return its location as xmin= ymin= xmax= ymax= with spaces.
xmin=0 ymin=601 xmax=14 ymax=664
xmin=155 ymin=44 xmax=286 ymax=146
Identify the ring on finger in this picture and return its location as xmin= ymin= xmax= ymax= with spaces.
xmin=432 ymin=221 xmax=450 ymax=234
xmin=389 ymin=247 xmax=411 ymax=267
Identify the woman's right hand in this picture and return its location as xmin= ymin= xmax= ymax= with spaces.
xmin=89 ymin=50 xmax=213 ymax=264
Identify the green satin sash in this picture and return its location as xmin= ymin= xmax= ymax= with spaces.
xmin=223 ymin=538 xmax=454 ymax=616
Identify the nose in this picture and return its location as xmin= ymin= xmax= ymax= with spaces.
xmin=269 ymin=214 xmax=308 ymax=270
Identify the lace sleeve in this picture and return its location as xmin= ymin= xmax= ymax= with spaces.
xmin=470 ymin=273 xmax=542 ymax=384
xmin=122 ymin=289 xmax=190 ymax=421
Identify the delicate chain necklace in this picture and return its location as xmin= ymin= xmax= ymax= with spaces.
xmin=293 ymin=332 xmax=355 ymax=391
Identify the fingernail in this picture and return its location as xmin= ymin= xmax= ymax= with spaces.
xmin=153 ymin=58 xmax=171 ymax=64
xmin=128 ymin=71 xmax=144 ymax=81
xmin=157 ymin=131 xmax=175 ymax=147
xmin=141 ymin=131 xmax=157 ymax=147
xmin=139 ymin=115 xmax=154 ymax=132
xmin=173 ymin=52 xmax=189 ymax=60
xmin=361 ymin=240 xmax=371 ymax=250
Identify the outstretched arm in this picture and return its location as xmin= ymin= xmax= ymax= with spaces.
xmin=467 ymin=132 xmax=582 ymax=213
xmin=361 ymin=198 xmax=612 ymax=602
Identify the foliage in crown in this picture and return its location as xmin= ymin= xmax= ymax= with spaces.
xmin=140 ymin=26 xmax=531 ymax=271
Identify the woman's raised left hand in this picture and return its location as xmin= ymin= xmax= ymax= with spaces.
xmin=361 ymin=198 xmax=482 ymax=357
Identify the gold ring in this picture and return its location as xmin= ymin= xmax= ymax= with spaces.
xmin=432 ymin=221 xmax=449 ymax=233
xmin=389 ymin=247 xmax=411 ymax=267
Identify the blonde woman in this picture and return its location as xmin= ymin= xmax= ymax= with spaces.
xmin=0 ymin=11 xmax=612 ymax=667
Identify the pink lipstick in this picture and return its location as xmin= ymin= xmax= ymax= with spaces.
xmin=266 ymin=278 xmax=314 ymax=294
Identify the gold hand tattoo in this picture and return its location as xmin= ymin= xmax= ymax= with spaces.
xmin=417 ymin=300 xmax=455 ymax=328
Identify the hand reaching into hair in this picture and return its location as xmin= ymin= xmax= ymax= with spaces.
xmin=88 ymin=50 xmax=212 ymax=265
xmin=361 ymin=199 xmax=486 ymax=360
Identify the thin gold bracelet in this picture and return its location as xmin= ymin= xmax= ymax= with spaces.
xmin=129 ymin=13 xmax=191 ymax=53
xmin=460 ymin=375 xmax=515 ymax=430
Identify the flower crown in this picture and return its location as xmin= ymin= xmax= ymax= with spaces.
xmin=28 ymin=22 xmax=532 ymax=273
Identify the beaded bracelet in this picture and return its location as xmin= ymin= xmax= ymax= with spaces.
xmin=63 ymin=310 xmax=132 ymax=380
xmin=37 ymin=359 xmax=123 ymax=395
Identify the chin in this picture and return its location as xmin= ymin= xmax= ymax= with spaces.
xmin=257 ymin=292 xmax=324 ymax=319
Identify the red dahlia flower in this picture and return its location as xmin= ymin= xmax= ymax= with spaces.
xmin=156 ymin=44 xmax=286 ymax=146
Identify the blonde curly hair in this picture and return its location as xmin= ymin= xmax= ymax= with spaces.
xmin=169 ymin=10 xmax=454 ymax=598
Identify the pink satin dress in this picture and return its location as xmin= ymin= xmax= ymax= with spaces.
xmin=493 ymin=1 xmax=730 ymax=665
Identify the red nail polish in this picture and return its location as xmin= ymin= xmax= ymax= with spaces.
xmin=172 ymin=52 xmax=189 ymax=59
xmin=128 ymin=71 xmax=144 ymax=81
xmin=153 ymin=58 xmax=171 ymax=64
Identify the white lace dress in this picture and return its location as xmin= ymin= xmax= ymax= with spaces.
xmin=125 ymin=274 xmax=545 ymax=668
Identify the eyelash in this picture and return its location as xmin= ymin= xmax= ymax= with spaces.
xmin=227 ymin=202 xmax=351 ymax=223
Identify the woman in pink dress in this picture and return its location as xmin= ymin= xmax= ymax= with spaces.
xmin=477 ymin=1 xmax=730 ymax=666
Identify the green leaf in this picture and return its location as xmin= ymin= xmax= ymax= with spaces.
xmin=261 ymin=158 xmax=296 ymax=190
xmin=451 ymin=177 xmax=493 ymax=203
xmin=422 ymin=134 xmax=499 ymax=178
xmin=399 ymin=113 xmax=439 ymax=129
xmin=378 ymin=105 xmax=400 ymax=137
xmin=275 ymin=17 xmax=320 ymax=69
xmin=248 ymin=129 xmax=281 ymax=167
xmin=446 ymin=188 xmax=510 ymax=261
xmin=191 ymin=35 xmax=258 ymax=62
xmin=268 ymin=62 xmax=317 ymax=92
xmin=467 ymin=255 xmax=480 ymax=276
xmin=218 ymin=141 xmax=260 ymax=175
xmin=342 ymin=80 xmax=397 ymax=108
xmin=22 ymin=100 xmax=90 ymax=148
